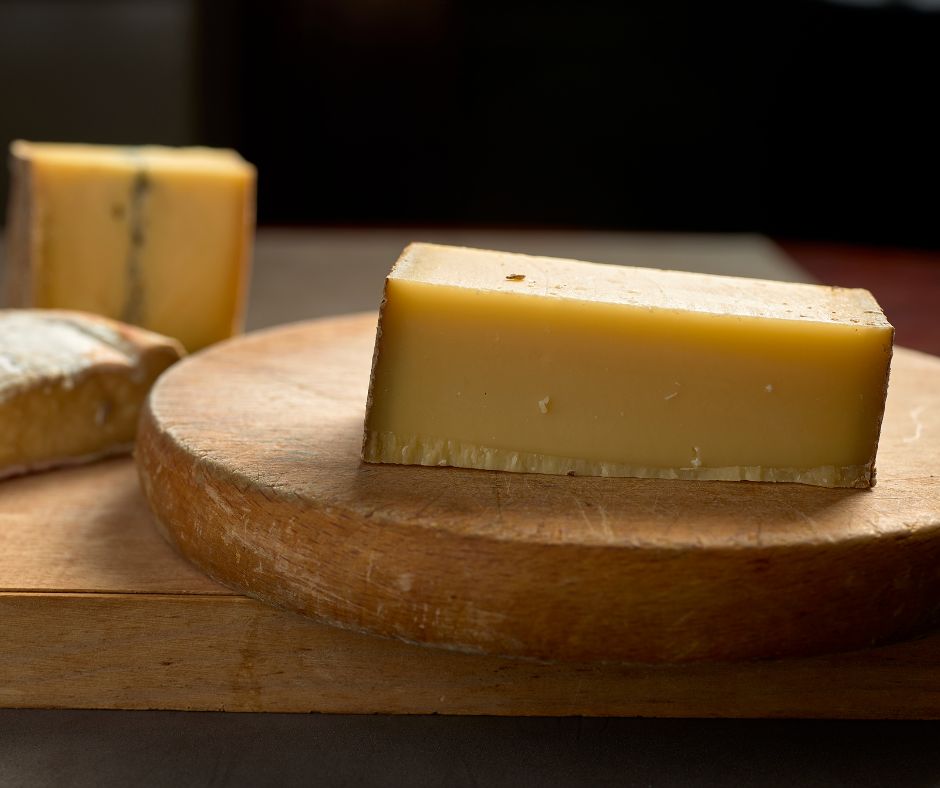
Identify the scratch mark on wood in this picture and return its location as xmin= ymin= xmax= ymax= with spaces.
xmin=903 ymin=405 xmax=926 ymax=444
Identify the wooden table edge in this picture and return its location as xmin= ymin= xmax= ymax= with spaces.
xmin=2 ymin=589 xmax=939 ymax=718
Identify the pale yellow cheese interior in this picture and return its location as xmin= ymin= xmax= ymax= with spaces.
xmin=9 ymin=141 xmax=255 ymax=351
xmin=363 ymin=244 xmax=894 ymax=488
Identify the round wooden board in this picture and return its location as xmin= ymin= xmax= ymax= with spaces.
xmin=137 ymin=313 xmax=940 ymax=663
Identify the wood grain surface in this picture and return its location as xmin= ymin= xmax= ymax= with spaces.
xmin=0 ymin=387 xmax=938 ymax=717
xmin=136 ymin=313 xmax=940 ymax=663
xmin=0 ymin=459 xmax=223 ymax=595
xmin=3 ymin=589 xmax=940 ymax=718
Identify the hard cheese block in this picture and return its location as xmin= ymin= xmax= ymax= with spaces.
xmin=5 ymin=141 xmax=255 ymax=352
xmin=363 ymin=244 xmax=894 ymax=488
xmin=0 ymin=309 xmax=183 ymax=479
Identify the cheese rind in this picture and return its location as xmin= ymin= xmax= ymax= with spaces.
xmin=362 ymin=244 xmax=894 ymax=488
xmin=363 ymin=431 xmax=875 ymax=488
xmin=5 ymin=141 xmax=255 ymax=352
xmin=0 ymin=309 xmax=183 ymax=479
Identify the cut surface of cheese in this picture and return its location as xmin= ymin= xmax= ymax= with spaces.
xmin=5 ymin=141 xmax=255 ymax=351
xmin=0 ymin=309 xmax=183 ymax=479
xmin=362 ymin=243 xmax=894 ymax=488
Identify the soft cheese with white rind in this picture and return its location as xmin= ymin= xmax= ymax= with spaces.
xmin=362 ymin=243 xmax=894 ymax=488
xmin=0 ymin=309 xmax=183 ymax=479
xmin=5 ymin=141 xmax=255 ymax=352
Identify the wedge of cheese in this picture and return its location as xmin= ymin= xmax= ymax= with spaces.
xmin=5 ymin=141 xmax=255 ymax=352
xmin=0 ymin=309 xmax=183 ymax=479
xmin=362 ymin=244 xmax=894 ymax=488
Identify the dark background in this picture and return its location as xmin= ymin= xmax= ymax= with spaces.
xmin=1 ymin=0 xmax=938 ymax=246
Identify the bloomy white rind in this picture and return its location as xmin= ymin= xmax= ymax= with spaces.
xmin=0 ymin=310 xmax=184 ymax=403
xmin=0 ymin=309 xmax=184 ymax=479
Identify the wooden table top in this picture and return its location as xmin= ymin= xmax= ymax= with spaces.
xmin=1 ymin=228 xmax=938 ymax=785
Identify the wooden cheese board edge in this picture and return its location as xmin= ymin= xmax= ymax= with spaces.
xmin=134 ymin=314 xmax=940 ymax=664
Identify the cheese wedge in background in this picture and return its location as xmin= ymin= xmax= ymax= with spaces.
xmin=363 ymin=243 xmax=894 ymax=488
xmin=5 ymin=141 xmax=255 ymax=352
xmin=0 ymin=309 xmax=183 ymax=479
